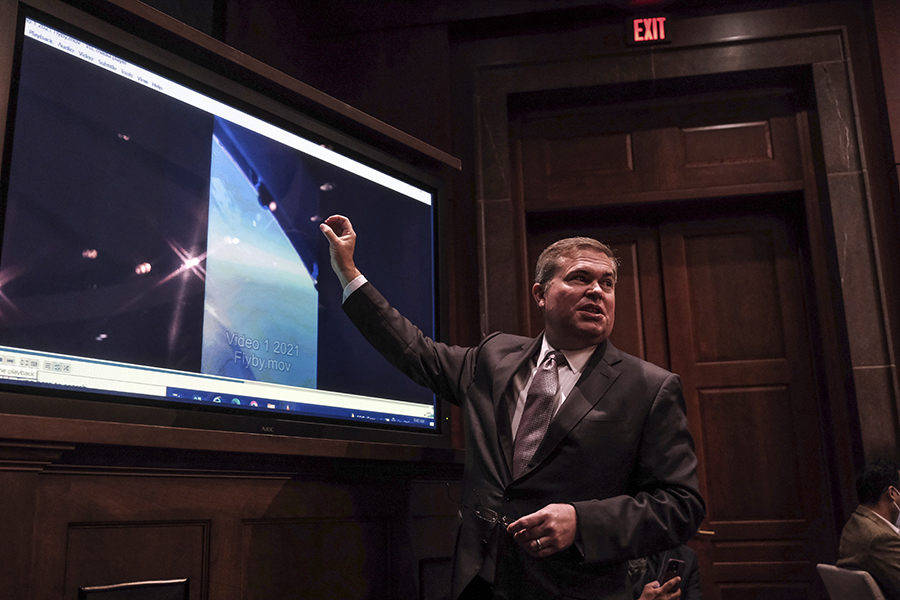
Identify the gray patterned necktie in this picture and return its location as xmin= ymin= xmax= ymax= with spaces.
xmin=513 ymin=350 xmax=565 ymax=478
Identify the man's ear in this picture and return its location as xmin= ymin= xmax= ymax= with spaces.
xmin=532 ymin=282 xmax=545 ymax=310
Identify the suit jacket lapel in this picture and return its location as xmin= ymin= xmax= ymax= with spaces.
xmin=526 ymin=341 xmax=623 ymax=472
xmin=494 ymin=337 xmax=541 ymax=476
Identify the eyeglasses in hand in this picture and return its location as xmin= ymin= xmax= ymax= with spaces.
xmin=446 ymin=483 xmax=511 ymax=528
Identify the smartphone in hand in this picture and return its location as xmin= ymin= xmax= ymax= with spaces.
xmin=657 ymin=558 xmax=686 ymax=585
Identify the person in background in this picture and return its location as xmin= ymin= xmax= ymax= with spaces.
xmin=837 ymin=458 xmax=900 ymax=600
xmin=630 ymin=545 xmax=702 ymax=600
xmin=320 ymin=214 xmax=705 ymax=600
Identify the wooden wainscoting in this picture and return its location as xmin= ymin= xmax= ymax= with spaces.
xmin=0 ymin=417 xmax=463 ymax=600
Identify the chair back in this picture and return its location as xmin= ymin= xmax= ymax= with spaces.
xmin=817 ymin=564 xmax=886 ymax=600
xmin=77 ymin=578 xmax=188 ymax=600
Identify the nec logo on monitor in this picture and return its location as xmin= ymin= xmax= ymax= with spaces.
xmin=629 ymin=16 xmax=670 ymax=45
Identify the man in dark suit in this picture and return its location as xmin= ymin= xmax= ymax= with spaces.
xmin=320 ymin=215 xmax=705 ymax=600
xmin=837 ymin=458 xmax=900 ymax=600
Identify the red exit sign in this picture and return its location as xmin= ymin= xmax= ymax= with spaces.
xmin=630 ymin=16 xmax=669 ymax=44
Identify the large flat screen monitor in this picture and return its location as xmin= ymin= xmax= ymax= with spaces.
xmin=0 ymin=0 xmax=452 ymax=448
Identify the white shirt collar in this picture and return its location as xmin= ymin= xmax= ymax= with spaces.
xmin=861 ymin=505 xmax=900 ymax=533
xmin=538 ymin=336 xmax=596 ymax=376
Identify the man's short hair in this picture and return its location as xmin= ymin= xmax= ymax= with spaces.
xmin=534 ymin=237 xmax=619 ymax=290
xmin=856 ymin=458 xmax=900 ymax=505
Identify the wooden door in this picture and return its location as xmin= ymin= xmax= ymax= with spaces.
xmin=526 ymin=208 xmax=834 ymax=600
xmin=513 ymin=89 xmax=837 ymax=598
xmin=660 ymin=214 xmax=833 ymax=600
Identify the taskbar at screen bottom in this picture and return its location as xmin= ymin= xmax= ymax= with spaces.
xmin=167 ymin=387 xmax=437 ymax=430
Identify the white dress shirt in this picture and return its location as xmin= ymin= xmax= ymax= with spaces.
xmin=510 ymin=337 xmax=595 ymax=439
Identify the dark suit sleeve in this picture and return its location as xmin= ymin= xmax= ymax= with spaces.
xmin=573 ymin=371 xmax=705 ymax=564
xmin=683 ymin=551 xmax=703 ymax=600
xmin=342 ymin=281 xmax=476 ymax=405
xmin=674 ymin=545 xmax=703 ymax=600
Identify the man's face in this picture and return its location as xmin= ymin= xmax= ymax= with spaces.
xmin=531 ymin=249 xmax=616 ymax=350
xmin=891 ymin=479 xmax=900 ymax=522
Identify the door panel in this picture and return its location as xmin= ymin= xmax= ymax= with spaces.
xmin=660 ymin=216 xmax=833 ymax=599
xmin=515 ymin=109 xmax=803 ymax=212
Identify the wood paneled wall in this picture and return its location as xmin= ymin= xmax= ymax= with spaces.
xmin=1 ymin=420 xmax=462 ymax=599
